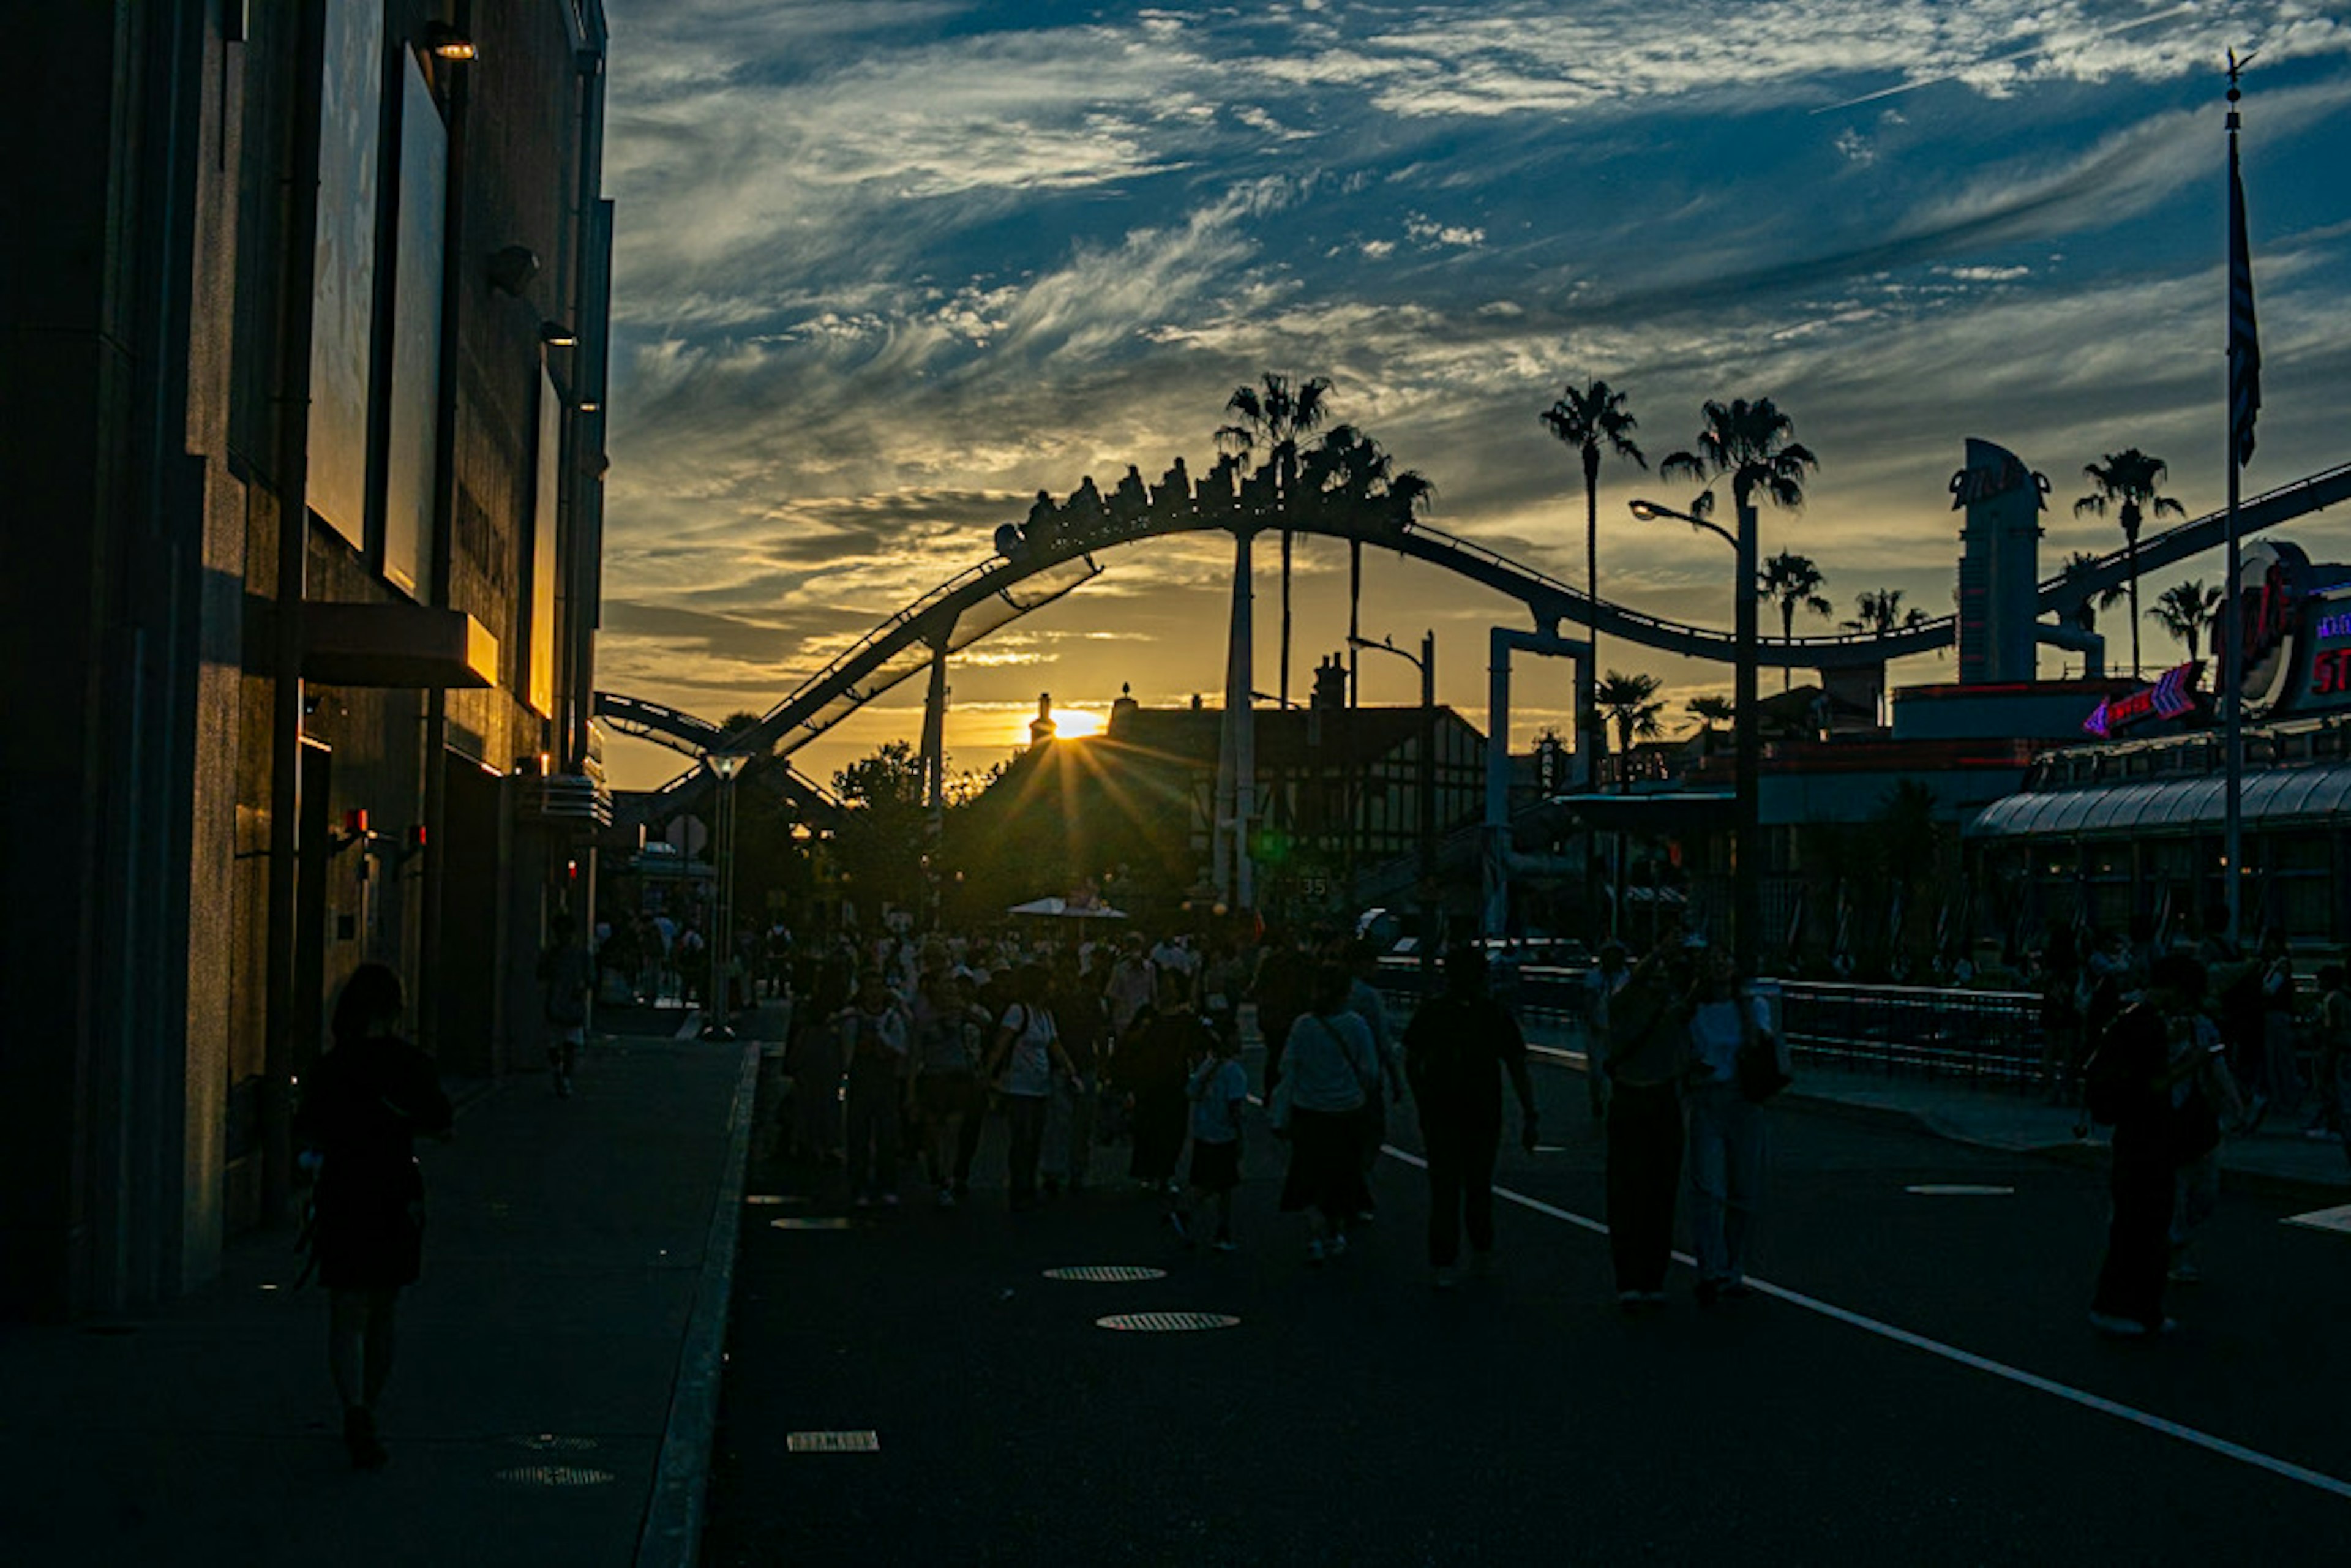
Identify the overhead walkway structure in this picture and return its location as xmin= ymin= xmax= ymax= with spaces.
xmin=609 ymin=460 xmax=2351 ymax=825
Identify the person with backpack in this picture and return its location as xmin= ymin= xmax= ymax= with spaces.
xmin=1401 ymin=944 xmax=1538 ymax=1288
xmin=2084 ymin=953 xmax=2215 ymax=1337
xmin=983 ymin=963 xmax=1077 ymax=1211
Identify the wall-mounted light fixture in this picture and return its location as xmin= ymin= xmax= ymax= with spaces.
xmin=577 ymin=399 xmax=601 ymax=413
xmin=426 ymin=22 xmax=476 ymax=61
xmin=487 ymin=244 xmax=540 ymax=296
xmin=539 ymin=321 xmax=579 ymax=348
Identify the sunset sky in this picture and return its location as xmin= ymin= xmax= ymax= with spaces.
xmin=592 ymin=1 xmax=2351 ymax=795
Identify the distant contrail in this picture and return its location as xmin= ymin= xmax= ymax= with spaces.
xmin=1811 ymin=2 xmax=2202 ymax=114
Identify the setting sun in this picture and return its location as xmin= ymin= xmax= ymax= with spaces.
xmin=1049 ymin=707 xmax=1104 ymax=740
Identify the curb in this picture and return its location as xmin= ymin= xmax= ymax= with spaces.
xmin=635 ymin=1041 xmax=762 ymax=1568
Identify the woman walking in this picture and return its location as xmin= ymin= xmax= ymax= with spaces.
xmin=1275 ymin=964 xmax=1379 ymax=1264
xmin=1603 ymin=942 xmax=1694 ymax=1307
xmin=294 ymin=964 xmax=453 ymax=1468
xmin=1682 ymin=948 xmax=1771 ymax=1304
xmin=839 ymin=970 xmax=910 ymax=1206
xmin=1120 ymin=970 xmax=1207 ymax=1193
xmin=910 ymin=969 xmax=981 ymax=1206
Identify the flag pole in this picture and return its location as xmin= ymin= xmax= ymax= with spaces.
xmin=2221 ymin=50 xmax=2260 ymax=947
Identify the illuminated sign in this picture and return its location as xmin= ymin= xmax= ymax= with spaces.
xmin=2234 ymin=539 xmax=2308 ymax=716
xmin=2084 ymin=662 xmax=2201 ymax=738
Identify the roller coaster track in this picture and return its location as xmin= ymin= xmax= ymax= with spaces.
xmin=611 ymin=460 xmax=2351 ymax=822
xmin=595 ymin=691 xmax=845 ymax=824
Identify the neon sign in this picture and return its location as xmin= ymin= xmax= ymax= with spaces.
xmin=2085 ymin=662 xmax=2200 ymax=738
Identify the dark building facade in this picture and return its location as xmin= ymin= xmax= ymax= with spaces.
xmin=0 ymin=2 xmax=613 ymax=1320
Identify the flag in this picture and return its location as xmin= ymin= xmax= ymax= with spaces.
xmin=2229 ymin=140 xmax=2262 ymax=467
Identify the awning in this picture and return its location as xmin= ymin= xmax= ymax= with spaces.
xmin=1006 ymin=895 xmax=1130 ymax=920
xmin=303 ymin=602 xmax=498 ymax=689
xmin=1550 ymin=791 xmax=1736 ymax=833
xmin=1967 ymin=762 xmax=2351 ymax=839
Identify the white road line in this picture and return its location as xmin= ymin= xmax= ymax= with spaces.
xmin=674 ymin=1010 xmax=702 ymax=1040
xmin=1376 ymin=1139 xmax=2351 ymax=1503
xmin=2283 ymin=1203 xmax=2351 ymax=1236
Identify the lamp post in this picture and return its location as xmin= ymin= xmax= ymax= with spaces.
xmin=1350 ymin=631 xmax=1439 ymax=989
xmin=700 ymin=751 xmax=751 ymax=1040
xmin=1629 ymin=497 xmax=1758 ymax=981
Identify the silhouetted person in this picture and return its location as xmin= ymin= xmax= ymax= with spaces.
xmin=295 ymin=964 xmax=452 ymax=1468
xmin=1404 ymin=945 xmax=1537 ymax=1287
xmin=2087 ymin=955 xmax=2208 ymax=1337
xmin=537 ymin=912 xmax=594 ymax=1097
xmin=1112 ymin=463 xmax=1149 ymax=522
xmin=1604 ymin=943 xmax=1693 ymax=1306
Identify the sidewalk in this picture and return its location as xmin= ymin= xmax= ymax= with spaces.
xmin=0 ymin=1012 xmax=762 ymax=1568
xmin=1517 ymin=1018 xmax=2351 ymax=1201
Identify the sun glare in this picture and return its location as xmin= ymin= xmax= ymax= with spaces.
xmin=1049 ymin=707 xmax=1104 ymax=740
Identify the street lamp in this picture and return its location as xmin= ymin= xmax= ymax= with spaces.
xmin=1349 ymin=631 xmax=1439 ymax=989
xmin=700 ymin=751 xmax=751 ymax=1040
xmin=1628 ymin=497 xmax=1759 ymax=982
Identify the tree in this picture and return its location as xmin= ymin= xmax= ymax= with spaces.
xmin=2148 ymin=578 xmax=2225 ymax=665
xmin=1684 ymin=692 xmax=1734 ymax=752
xmin=830 ymin=740 xmax=931 ymax=919
xmin=1540 ymin=379 xmax=1647 ymax=749
xmin=1301 ymin=424 xmax=1433 ymax=527
xmin=1757 ymin=551 xmax=1831 ymax=691
xmin=1846 ymin=588 xmax=1927 ymax=636
xmin=1219 ymin=373 xmax=1333 ymax=706
xmin=2074 ymin=448 xmax=2186 ymax=679
xmin=1657 ymin=396 xmax=1818 ymax=527
xmin=1595 ymin=670 xmax=1666 ymax=791
xmin=2055 ymin=549 xmax=2128 ymax=635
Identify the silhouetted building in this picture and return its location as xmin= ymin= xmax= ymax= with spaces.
xmin=0 ymin=2 xmax=613 ymax=1319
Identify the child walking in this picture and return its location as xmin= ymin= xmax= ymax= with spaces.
xmin=1174 ymin=1030 xmax=1249 ymax=1250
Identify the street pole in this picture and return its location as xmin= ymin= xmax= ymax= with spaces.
xmin=1733 ymin=497 xmax=1761 ymax=984
xmin=1419 ymin=630 xmax=1439 ymax=990
xmin=702 ymin=752 xmax=748 ymax=1040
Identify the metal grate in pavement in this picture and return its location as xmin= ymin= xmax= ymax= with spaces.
xmin=770 ymin=1217 xmax=853 ymax=1231
xmin=1905 ymin=1185 xmax=2016 ymax=1196
xmin=788 ymin=1431 xmax=880 ymax=1452
xmin=1095 ymin=1311 xmax=1240 ymax=1332
xmin=744 ymin=1194 xmax=809 ymax=1206
xmin=1043 ymin=1265 xmax=1168 ymax=1282
xmin=509 ymin=1433 xmax=601 ymax=1452
xmin=495 ymin=1465 xmax=617 ymax=1487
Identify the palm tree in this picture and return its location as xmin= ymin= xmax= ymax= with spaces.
xmin=1302 ymin=424 xmax=1433 ymax=526
xmin=2148 ymin=578 xmax=2225 ymax=665
xmin=1540 ymin=380 xmax=1647 ymax=753
xmin=1685 ymin=693 xmax=1734 ymax=752
xmin=1846 ymin=588 xmax=1927 ymax=636
xmin=2074 ymin=448 xmax=2186 ymax=679
xmin=1757 ymin=551 xmax=1831 ymax=691
xmin=1595 ymin=670 xmax=1666 ymax=792
xmin=2055 ymin=549 xmax=2128 ymax=634
xmin=1218 ymin=373 xmax=1333 ymax=707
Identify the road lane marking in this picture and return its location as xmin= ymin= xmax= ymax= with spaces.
xmin=1376 ymin=1141 xmax=2351 ymax=1503
xmin=673 ymin=1011 xmax=702 ymax=1040
xmin=2283 ymin=1203 xmax=2351 ymax=1235
xmin=1905 ymin=1184 xmax=2017 ymax=1196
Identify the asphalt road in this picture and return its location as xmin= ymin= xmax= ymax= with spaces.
xmin=702 ymin=1051 xmax=2350 ymax=1566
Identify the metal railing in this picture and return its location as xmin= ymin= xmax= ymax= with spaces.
xmin=1372 ymin=959 xmax=2045 ymax=1089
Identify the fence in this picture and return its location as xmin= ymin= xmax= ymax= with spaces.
xmin=1374 ymin=958 xmax=2046 ymax=1089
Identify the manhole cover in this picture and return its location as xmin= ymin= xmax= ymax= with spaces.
xmin=509 ymin=1433 xmax=600 ymax=1452
xmin=1043 ymin=1266 xmax=1169 ymax=1282
xmin=1904 ymin=1185 xmax=2016 ymax=1196
xmin=495 ymin=1465 xmax=617 ymax=1487
xmin=1095 ymin=1311 xmax=1240 ymax=1332
xmin=770 ymin=1217 xmax=853 ymax=1231
xmin=788 ymin=1430 xmax=880 ymax=1452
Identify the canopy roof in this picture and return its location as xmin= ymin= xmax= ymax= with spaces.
xmin=1005 ymin=895 xmax=1129 ymax=920
xmin=1967 ymin=763 xmax=2351 ymax=840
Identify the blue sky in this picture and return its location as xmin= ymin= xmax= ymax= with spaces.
xmin=594 ymin=0 xmax=2351 ymax=790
